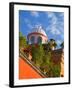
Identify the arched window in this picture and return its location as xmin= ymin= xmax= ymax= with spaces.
xmin=30 ymin=36 xmax=35 ymax=44
xmin=37 ymin=37 xmax=42 ymax=44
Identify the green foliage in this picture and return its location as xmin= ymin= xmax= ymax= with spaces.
xmin=40 ymin=51 xmax=52 ymax=75
xmin=31 ymin=44 xmax=61 ymax=77
xmin=31 ymin=44 xmax=44 ymax=67
xmin=48 ymin=39 xmax=57 ymax=50
xmin=19 ymin=32 xmax=23 ymax=37
xmin=40 ymin=50 xmax=61 ymax=77
xmin=51 ymin=64 xmax=61 ymax=77
xmin=19 ymin=32 xmax=27 ymax=48
xmin=60 ymin=41 xmax=64 ymax=48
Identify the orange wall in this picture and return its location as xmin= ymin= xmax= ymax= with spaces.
xmin=19 ymin=57 xmax=43 ymax=79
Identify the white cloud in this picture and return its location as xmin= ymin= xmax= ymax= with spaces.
xmin=24 ymin=18 xmax=33 ymax=29
xmin=56 ymin=40 xmax=62 ymax=46
xmin=46 ymin=12 xmax=55 ymax=18
xmin=35 ymin=23 xmax=42 ymax=28
xmin=27 ymin=23 xmax=33 ymax=29
xmin=52 ymin=16 xmax=57 ymax=25
xmin=30 ymin=11 xmax=39 ymax=17
xmin=50 ymin=28 xmax=61 ymax=35
xmin=46 ymin=12 xmax=64 ymax=35
xmin=57 ymin=20 xmax=64 ymax=34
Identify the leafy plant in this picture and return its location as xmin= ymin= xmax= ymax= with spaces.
xmin=60 ymin=41 xmax=64 ymax=48
xmin=19 ymin=32 xmax=27 ymax=49
xmin=51 ymin=64 xmax=61 ymax=77
xmin=31 ymin=44 xmax=44 ymax=67
xmin=40 ymin=51 xmax=52 ymax=75
xmin=48 ymin=39 xmax=57 ymax=50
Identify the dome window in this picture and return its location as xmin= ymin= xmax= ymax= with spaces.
xmin=30 ymin=36 xmax=35 ymax=44
xmin=37 ymin=37 xmax=42 ymax=44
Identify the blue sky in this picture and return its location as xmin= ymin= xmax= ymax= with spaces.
xmin=19 ymin=10 xmax=64 ymax=48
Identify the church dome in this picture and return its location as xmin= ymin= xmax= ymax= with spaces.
xmin=27 ymin=25 xmax=48 ymax=44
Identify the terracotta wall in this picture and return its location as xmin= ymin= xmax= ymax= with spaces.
xmin=19 ymin=57 xmax=43 ymax=79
